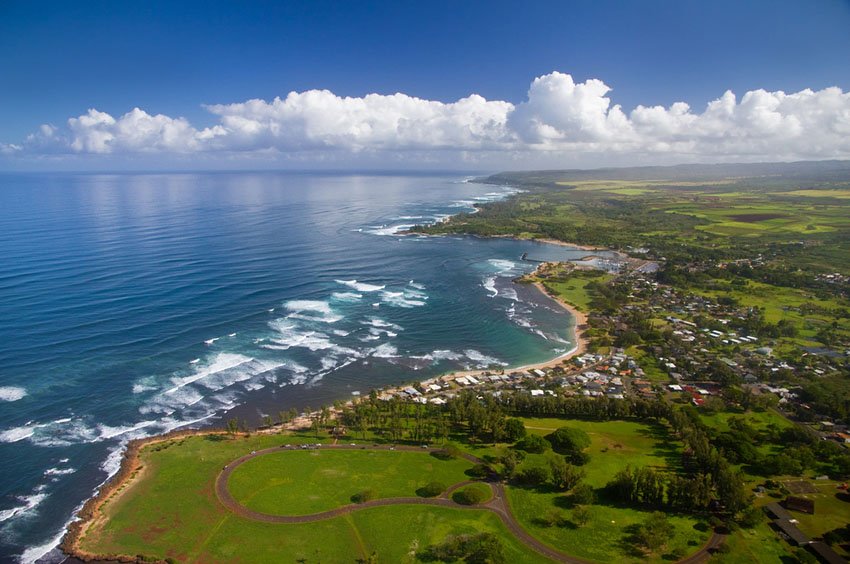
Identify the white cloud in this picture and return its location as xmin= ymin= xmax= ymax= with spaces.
xmin=4 ymin=72 xmax=850 ymax=166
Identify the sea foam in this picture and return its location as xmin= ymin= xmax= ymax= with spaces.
xmin=335 ymin=279 xmax=385 ymax=292
xmin=0 ymin=386 xmax=27 ymax=402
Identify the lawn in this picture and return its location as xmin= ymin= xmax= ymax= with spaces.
xmin=227 ymin=448 xmax=472 ymax=515
xmin=80 ymin=433 xmax=547 ymax=563
xmin=713 ymin=519 xmax=795 ymax=563
xmin=699 ymin=408 xmax=792 ymax=435
xmin=519 ymin=417 xmax=680 ymax=487
xmin=506 ymin=418 xmax=708 ymax=562
xmin=538 ymin=269 xmax=612 ymax=313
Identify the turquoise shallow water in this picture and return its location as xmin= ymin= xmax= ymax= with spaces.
xmin=0 ymin=172 xmax=603 ymax=561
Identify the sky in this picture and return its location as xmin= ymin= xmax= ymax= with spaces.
xmin=1 ymin=0 xmax=849 ymax=171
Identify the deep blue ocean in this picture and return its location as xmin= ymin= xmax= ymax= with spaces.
xmin=0 ymin=172 xmax=602 ymax=562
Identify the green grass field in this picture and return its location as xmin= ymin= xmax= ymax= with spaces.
xmin=541 ymin=269 xmax=612 ymax=313
xmin=713 ymin=520 xmax=795 ymax=563
xmin=520 ymin=418 xmax=680 ymax=487
xmin=506 ymin=418 xmax=708 ymax=562
xmin=227 ymin=449 xmax=472 ymax=515
xmin=80 ymin=434 xmax=547 ymax=563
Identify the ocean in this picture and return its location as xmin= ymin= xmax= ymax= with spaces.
xmin=0 ymin=171 xmax=606 ymax=562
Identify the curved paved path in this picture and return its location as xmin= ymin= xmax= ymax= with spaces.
xmin=214 ymin=443 xmax=722 ymax=563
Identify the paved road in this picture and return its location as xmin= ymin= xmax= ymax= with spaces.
xmin=214 ymin=443 xmax=723 ymax=563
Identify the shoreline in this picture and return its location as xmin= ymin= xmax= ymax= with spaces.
xmin=59 ymin=263 xmax=594 ymax=563
xmin=58 ymin=183 xmax=600 ymax=562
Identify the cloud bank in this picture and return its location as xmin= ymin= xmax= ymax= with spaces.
xmin=4 ymin=72 xmax=850 ymax=167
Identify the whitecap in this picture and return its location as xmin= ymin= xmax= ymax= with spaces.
xmin=44 ymin=467 xmax=76 ymax=477
xmin=464 ymin=349 xmax=508 ymax=368
xmin=132 ymin=381 xmax=157 ymax=394
xmin=413 ymin=350 xmax=463 ymax=362
xmin=364 ymin=224 xmax=414 ymax=236
xmin=19 ymin=528 xmax=70 ymax=564
xmin=97 ymin=420 xmax=159 ymax=440
xmin=362 ymin=318 xmax=403 ymax=331
xmin=488 ymin=258 xmax=517 ymax=272
xmin=0 ymin=386 xmax=26 ymax=402
xmin=335 ymin=279 xmax=386 ymax=292
xmin=165 ymin=353 xmax=254 ymax=394
xmin=284 ymin=300 xmax=342 ymax=323
xmin=482 ymin=277 xmax=498 ymax=297
xmin=0 ymin=492 xmax=47 ymax=523
xmin=204 ymin=337 xmax=219 ymax=345
xmin=371 ymin=343 xmax=398 ymax=358
xmin=381 ymin=290 xmax=426 ymax=308
xmin=0 ymin=424 xmax=38 ymax=443
xmin=331 ymin=291 xmax=363 ymax=302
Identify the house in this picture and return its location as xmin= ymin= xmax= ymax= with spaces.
xmin=785 ymin=496 xmax=815 ymax=515
xmin=764 ymin=502 xmax=792 ymax=521
xmin=772 ymin=519 xmax=810 ymax=546
xmin=806 ymin=541 xmax=846 ymax=564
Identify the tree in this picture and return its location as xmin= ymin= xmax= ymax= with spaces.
xmin=419 ymin=533 xmax=505 ymax=564
xmin=351 ymin=489 xmax=376 ymax=503
xmin=515 ymin=465 xmax=551 ymax=487
xmin=548 ymin=455 xmax=584 ymax=491
xmin=501 ymin=418 xmax=527 ymax=442
xmin=635 ymin=511 xmax=675 ymax=554
xmin=571 ymin=505 xmax=591 ymax=527
xmin=516 ymin=433 xmax=550 ymax=454
xmin=500 ymin=449 xmax=526 ymax=478
xmin=571 ymin=483 xmax=596 ymax=505
xmin=452 ymin=484 xmax=490 ymax=505
xmin=546 ymin=427 xmax=591 ymax=455
xmin=417 ymin=481 xmax=447 ymax=498
xmin=226 ymin=417 xmax=239 ymax=437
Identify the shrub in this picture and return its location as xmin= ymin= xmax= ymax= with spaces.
xmin=452 ymin=484 xmax=491 ymax=505
xmin=570 ymin=483 xmax=596 ymax=505
xmin=466 ymin=463 xmax=491 ymax=478
xmin=419 ymin=533 xmax=505 ymax=563
xmin=351 ymin=489 xmax=377 ymax=503
xmin=515 ymin=433 xmax=550 ymax=454
xmin=417 ymin=481 xmax=447 ymax=498
xmin=432 ymin=444 xmax=462 ymax=460
xmin=546 ymin=427 xmax=591 ymax=455
xmin=515 ymin=465 xmax=551 ymax=486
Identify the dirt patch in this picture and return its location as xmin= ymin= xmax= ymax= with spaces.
xmin=785 ymin=480 xmax=817 ymax=494
xmin=728 ymin=213 xmax=788 ymax=223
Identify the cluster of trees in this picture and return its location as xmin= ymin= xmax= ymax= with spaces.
xmin=340 ymin=395 xmax=450 ymax=443
xmin=607 ymin=465 xmax=713 ymax=512
xmin=418 ymin=533 xmax=505 ymax=563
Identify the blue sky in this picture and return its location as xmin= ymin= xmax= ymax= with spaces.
xmin=2 ymin=0 xmax=850 ymax=169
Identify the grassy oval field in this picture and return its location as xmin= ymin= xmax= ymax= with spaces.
xmin=227 ymin=448 xmax=473 ymax=515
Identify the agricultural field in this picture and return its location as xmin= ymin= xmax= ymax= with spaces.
xmin=419 ymin=165 xmax=850 ymax=272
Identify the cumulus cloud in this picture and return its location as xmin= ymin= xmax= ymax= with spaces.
xmin=4 ymin=72 xmax=850 ymax=165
